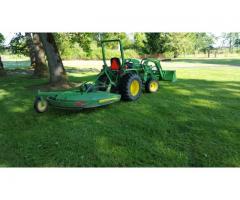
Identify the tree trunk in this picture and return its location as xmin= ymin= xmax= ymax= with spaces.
xmin=0 ymin=56 xmax=6 ymax=76
xmin=39 ymin=33 xmax=67 ymax=84
xmin=229 ymin=38 xmax=232 ymax=53
xmin=173 ymin=51 xmax=178 ymax=58
xmin=25 ymin=33 xmax=36 ymax=68
xmin=32 ymin=33 xmax=48 ymax=77
xmin=207 ymin=50 xmax=210 ymax=58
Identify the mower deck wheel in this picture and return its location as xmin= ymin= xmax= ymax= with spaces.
xmin=34 ymin=97 xmax=48 ymax=113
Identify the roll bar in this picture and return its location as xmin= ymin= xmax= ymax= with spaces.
xmin=101 ymin=39 xmax=124 ymax=67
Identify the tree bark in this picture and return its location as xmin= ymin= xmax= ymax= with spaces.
xmin=229 ymin=37 xmax=232 ymax=53
xmin=39 ymin=33 xmax=67 ymax=84
xmin=0 ymin=56 xmax=6 ymax=76
xmin=32 ymin=33 xmax=48 ymax=77
xmin=173 ymin=51 xmax=178 ymax=58
xmin=25 ymin=33 xmax=36 ymax=68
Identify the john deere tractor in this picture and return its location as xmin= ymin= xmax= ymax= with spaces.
xmin=95 ymin=39 xmax=176 ymax=100
xmin=34 ymin=39 xmax=176 ymax=113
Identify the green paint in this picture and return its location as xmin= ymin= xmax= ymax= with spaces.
xmin=36 ymin=39 xmax=176 ymax=112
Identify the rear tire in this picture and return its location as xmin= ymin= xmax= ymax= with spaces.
xmin=34 ymin=97 xmax=48 ymax=113
xmin=145 ymin=79 xmax=159 ymax=93
xmin=120 ymin=73 xmax=142 ymax=101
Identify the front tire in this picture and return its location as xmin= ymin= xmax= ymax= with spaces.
xmin=145 ymin=79 xmax=159 ymax=93
xmin=34 ymin=97 xmax=48 ymax=113
xmin=120 ymin=73 xmax=142 ymax=101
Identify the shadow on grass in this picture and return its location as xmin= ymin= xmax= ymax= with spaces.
xmin=0 ymin=74 xmax=240 ymax=167
xmin=67 ymin=74 xmax=97 ymax=83
xmin=66 ymin=67 xmax=99 ymax=73
xmin=173 ymin=58 xmax=240 ymax=67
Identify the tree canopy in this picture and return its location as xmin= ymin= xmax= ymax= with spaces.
xmin=142 ymin=32 xmax=215 ymax=57
xmin=4 ymin=32 xmax=239 ymax=61
xmin=9 ymin=33 xmax=29 ymax=55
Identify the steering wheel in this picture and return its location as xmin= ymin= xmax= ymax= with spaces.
xmin=141 ymin=59 xmax=152 ymax=70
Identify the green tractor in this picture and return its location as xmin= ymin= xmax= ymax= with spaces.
xmin=34 ymin=39 xmax=176 ymax=113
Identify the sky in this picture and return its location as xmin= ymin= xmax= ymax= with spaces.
xmin=2 ymin=32 xmax=225 ymax=47
xmin=2 ymin=32 xmax=16 ymax=45
xmin=211 ymin=32 xmax=224 ymax=47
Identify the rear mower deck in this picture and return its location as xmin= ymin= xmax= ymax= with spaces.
xmin=34 ymin=89 xmax=121 ymax=112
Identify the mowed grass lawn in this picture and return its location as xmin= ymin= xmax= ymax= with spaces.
xmin=0 ymin=58 xmax=240 ymax=167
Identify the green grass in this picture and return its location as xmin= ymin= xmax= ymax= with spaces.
xmin=162 ymin=58 xmax=240 ymax=69
xmin=2 ymin=60 xmax=31 ymax=69
xmin=1 ymin=54 xmax=30 ymax=69
xmin=173 ymin=58 xmax=240 ymax=67
xmin=0 ymin=58 xmax=240 ymax=167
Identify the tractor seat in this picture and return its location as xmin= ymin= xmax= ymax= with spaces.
xmin=110 ymin=57 xmax=121 ymax=70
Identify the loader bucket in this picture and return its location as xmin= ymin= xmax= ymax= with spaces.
xmin=162 ymin=70 xmax=177 ymax=82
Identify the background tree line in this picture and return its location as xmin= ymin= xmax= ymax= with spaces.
xmin=2 ymin=32 xmax=240 ymax=60
xmin=0 ymin=32 xmax=240 ymax=85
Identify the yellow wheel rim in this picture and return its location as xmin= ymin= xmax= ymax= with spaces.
xmin=150 ymin=81 xmax=158 ymax=92
xmin=130 ymin=80 xmax=140 ymax=96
